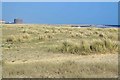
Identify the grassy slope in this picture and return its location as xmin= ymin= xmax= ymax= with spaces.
xmin=2 ymin=24 xmax=119 ymax=78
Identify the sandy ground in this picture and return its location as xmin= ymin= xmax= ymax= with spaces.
xmin=3 ymin=53 xmax=118 ymax=78
xmin=5 ymin=53 xmax=118 ymax=64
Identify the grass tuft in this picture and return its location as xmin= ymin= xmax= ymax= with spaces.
xmin=6 ymin=35 xmax=16 ymax=43
xmin=90 ymin=39 xmax=106 ymax=52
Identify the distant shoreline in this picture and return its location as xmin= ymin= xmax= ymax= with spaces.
xmin=2 ymin=24 xmax=120 ymax=28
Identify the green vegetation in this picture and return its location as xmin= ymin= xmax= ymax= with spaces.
xmin=2 ymin=24 xmax=119 ymax=78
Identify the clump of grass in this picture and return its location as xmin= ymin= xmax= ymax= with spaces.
xmin=107 ymin=34 xmax=118 ymax=40
xmin=90 ymin=39 xmax=106 ymax=52
xmin=75 ymin=33 xmax=81 ymax=37
xmin=16 ymin=33 xmax=31 ymax=42
xmin=108 ymin=28 xmax=118 ymax=32
xmin=59 ymin=29 xmax=64 ymax=33
xmin=6 ymin=33 xmax=31 ymax=43
xmin=87 ymin=28 xmax=92 ymax=30
xmin=94 ymin=31 xmax=99 ymax=34
xmin=104 ymin=39 xmax=118 ymax=51
xmin=6 ymin=35 xmax=16 ymax=43
xmin=79 ymin=31 xmax=84 ymax=34
xmin=70 ymin=33 xmax=75 ymax=38
xmin=70 ymin=33 xmax=83 ymax=38
xmin=38 ymin=35 xmax=46 ymax=41
xmin=58 ymin=40 xmax=90 ymax=54
xmin=44 ymin=30 xmax=50 ymax=33
xmin=21 ymin=29 xmax=28 ymax=33
xmin=59 ymin=41 xmax=72 ymax=53
xmin=17 ymin=36 xmax=24 ymax=42
xmin=97 ymin=28 xmax=102 ymax=31
xmin=20 ymin=33 xmax=30 ymax=39
xmin=27 ymin=30 xmax=39 ymax=34
xmin=52 ymin=29 xmax=57 ymax=33
xmin=80 ymin=40 xmax=91 ymax=54
xmin=99 ymin=33 xmax=105 ymax=38
xmin=38 ymin=34 xmax=53 ymax=41
xmin=47 ymin=34 xmax=53 ymax=39
xmin=58 ymin=41 xmax=80 ymax=54
xmin=55 ymin=39 xmax=118 ymax=55
xmin=21 ymin=29 xmax=39 ymax=34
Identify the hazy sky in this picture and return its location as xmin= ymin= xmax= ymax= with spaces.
xmin=2 ymin=2 xmax=118 ymax=25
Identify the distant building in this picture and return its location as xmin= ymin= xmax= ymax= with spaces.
xmin=14 ymin=18 xmax=23 ymax=24
xmin=0 ymin=20 xmax=6 ymax=24
xmin=5 ymin=22 xmax=14 ymax=24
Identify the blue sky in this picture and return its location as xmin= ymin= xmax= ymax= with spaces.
xmin=1 ymin=0 xmax=120 ymax=2
xmin=0 ymin=2 xmax=2 ymax=20
xmin=2 ymin=2 xmax=118 ymax=25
